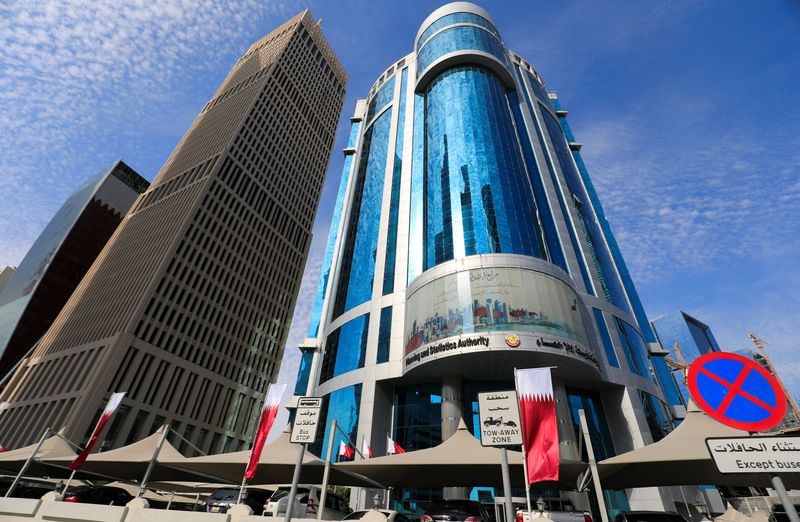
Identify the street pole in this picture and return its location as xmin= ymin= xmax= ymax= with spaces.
xmin=317 ymin=419 xmax=337 ymax=520
xmin=136 ymin=424 xmax=170 ymax=498
xmin=284 ymin=443 xmax=306 ymax=522
xmin=500 ymin=448 xmax=514 ymax=522
xmin=578 ymin=409 xmax=609 ymax=522
xmin=771 ymin=475 xmax=799 ymax=522
xmin=6 ymin=427 xmax=50 ymax=497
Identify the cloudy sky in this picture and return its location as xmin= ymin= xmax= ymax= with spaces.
xmin=2 ymin=0 xmax=799 ymax=409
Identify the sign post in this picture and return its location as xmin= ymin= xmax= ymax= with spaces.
xmin=706 ymin=436 xmax=800 ymax=522
xmin=286 ymin=397 xmax=321 ymax=522
xmin=478 ymin=391 xmax=522 ymax=522
xmin=689 ymin=353 xmax=795 ymax=522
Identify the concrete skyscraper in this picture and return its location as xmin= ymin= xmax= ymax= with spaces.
xmin=294 ymin=2 xmax=682 ymax=516
xmin=0 ymin=160 xmax=148 ymax=382
xmin=0 ymin=11 xmax=346 ymax=454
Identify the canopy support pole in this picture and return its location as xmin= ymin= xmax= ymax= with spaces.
xmin=6 ymin=427 xmax=50 ymax=497
xmin=136 ymin=424 xmax=170 ymax=498
xmin=500 ymin=448 xmax=514 ymax=522
xmin=285 ymin=443 xmax=306 ymax=522
xmin=578 ymin=409 xmax=609 ymax=522
xmin=771 ymin=475 xmax=799 ymax=522
xmin=318 ymin=419 xmax=337 ymax=520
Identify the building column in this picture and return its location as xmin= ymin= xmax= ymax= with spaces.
xmin=441 ymin=374 xmax=468 ymax=499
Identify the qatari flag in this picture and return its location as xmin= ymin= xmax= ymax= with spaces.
xmin=70 ymin=392 xmax=126 ymax=471
xmin=244 ymin=383 xmax=286 ymax=479
xmin=515 ymin=368 xmax=559 ymax=484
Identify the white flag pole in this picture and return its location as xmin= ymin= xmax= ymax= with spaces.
xmin=513 ymin=368 xmax=533 ymax=520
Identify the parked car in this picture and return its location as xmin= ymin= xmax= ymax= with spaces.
xmin=769 ymin=504 xmax=800 ymax=522
xmin=63 ymin=486 xmax=134 ymax=506
xmin=422 ymin=499 xmax=493 ymax=522
xmin=206 ymin=487 xmax=273 ymax=515
xmin=264 ymin=486 xmax=352 ymax=519
xmin=345 ymin=510 xmax=412 ymax=522
xmin=0 ymin=486 xmax=54 ymax=499
xmin=614 ymin=512 xmax=688 ymax=522
xmin=516 ymin=498 xmax=591 ymax=522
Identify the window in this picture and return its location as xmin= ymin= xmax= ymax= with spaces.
xmin=592 ymin=308 xmax=619 ymax=367
xmin=377 ymin=307 xmax=393 ymax=364
xmin=319 ymin=314 xmax=370 ymax=383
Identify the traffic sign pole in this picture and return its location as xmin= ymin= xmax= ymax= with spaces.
xmin=771 ymin=475 xmax=799 ymax=522
xmin=500 ymin=448 xmax=513 ymax=522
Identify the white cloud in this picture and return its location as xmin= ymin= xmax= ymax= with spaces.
xmin=0 ymin=0 xmax=298 ymax=266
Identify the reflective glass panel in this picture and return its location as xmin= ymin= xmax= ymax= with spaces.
xmin=407 ymin=92 xmax=426 ymax=284
xmin=424 ymin=66 xmax=544 ymax=269
xmin=508 ymin=78 xmax=566 ymax=271
xmin=638 ymin=390 xmax=674 ymax=441
xmin=417 ymin=26 xmax=506 ymax=77
xmin=293 ymin=348 xmax=315 ymax=396
xmin=394 ymin=383 xmax=442 ymax=451
xmin=367 ymin=75 xmax=396 ymax=124
xmin=541 ymin=108 xmax=632 ymax=313
xmin=383 ymin=68 xmax=408 ymax=295
xmin=592 ymin=308 xmax=619 ymax=368
xmin=308 ymin=125 xmax=359 ymax=337
xmin=333 ymin=110 xmax=392 ymax=317
xmin=377 ymin=306 xmax=393 ymax=364
xmin=651 ymin=355 xmax=684 ymax=407
xmin=319 ymin=313 xmax=370 ymax=384
xmin=313 ymin=384 xmax=362 ymax=460
xmin=613 ymin=317 xmax=653 ymax=380
xmin=417 ymin=12 xmax=498 ymax=51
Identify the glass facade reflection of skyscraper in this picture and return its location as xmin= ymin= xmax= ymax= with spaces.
xmin=296 ymin=2 xmax=680 ymax=515
xmin=651 ymin=311 xmax=721 ymax=407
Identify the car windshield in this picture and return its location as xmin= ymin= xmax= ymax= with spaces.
xmin=427 ymin=501 xmax=481 ymax=516
xmin=622 ymin=513 xmax=686 ymax=522
xmin=344 ymin=510 xmax=393 ymax=520
xmin=209 ymin=489 xmax=240 ymax=501
xmin=270 ymin=487 xmax=310 ymax=501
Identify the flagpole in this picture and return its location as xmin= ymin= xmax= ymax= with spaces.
xmin=317 ymin=419 xmax=337 ymax=521
xmin=61 ymin=469 xmax=77 ymax=499
xmin=578 ymin=409 xmax=609 ymax=522
xmin=6 ymin=427 xmax=50 ymax=497
xmin=513 ymin=368 xmax=533 ymax=520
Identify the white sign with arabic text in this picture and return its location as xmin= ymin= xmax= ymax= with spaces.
xmin=478 ymin=391 xmax=522 ymax=447
xmin=706 ymin=436 xmax=800 ymax=473
xmin=291 ymin=397 xmax=322 ymax=444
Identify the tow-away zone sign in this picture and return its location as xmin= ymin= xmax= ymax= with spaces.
xmin=478 ymin=390 xmax=523 ymax=447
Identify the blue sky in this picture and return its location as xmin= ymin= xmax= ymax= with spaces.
xmin=1 ymin=1 xmax=799 ymax=406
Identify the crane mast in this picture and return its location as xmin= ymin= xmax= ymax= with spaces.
xmin=748 ymin=332 xmax=800 ymax=421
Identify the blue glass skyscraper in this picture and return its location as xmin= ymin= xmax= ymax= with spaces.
xmin=295 ymin=2 xmax=682 ymax=515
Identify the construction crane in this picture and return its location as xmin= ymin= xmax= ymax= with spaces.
xmin=664 ymin=342 xmax=690 ymax=384
xmin=747 ymin=332 xmax=800 ymax=421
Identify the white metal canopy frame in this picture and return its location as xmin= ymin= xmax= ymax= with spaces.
xmin=596 ymin=402 xmax=800 ymax=489
xmin=337 ymin=419 xmax=588 ymax=488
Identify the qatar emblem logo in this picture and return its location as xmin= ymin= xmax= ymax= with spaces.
xmin=505 ymin=334 xmax=521 ymax=348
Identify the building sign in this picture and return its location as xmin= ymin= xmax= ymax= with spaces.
xmin=403 ymin=266 xmax=591 ymax=372
xmin=478 ymin=391 xmax=523 ymax=447
xmin=706 ymin=436 xmax=800 ymax=473
xmin=688 ymin=352 xmax=787 ymax=432
xmin=290 ymin=397 xmax=322 ymax=444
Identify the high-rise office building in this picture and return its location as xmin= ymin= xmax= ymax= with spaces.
xmin=0 ymin=11 xmax=346 ymax=453
xmin=0 ymin=161 xmax=148 ymax=381
xmin=651 ymin=311 xmax=721 ymax=408
xmin=294 ymin=2 xmax=679 ymax=514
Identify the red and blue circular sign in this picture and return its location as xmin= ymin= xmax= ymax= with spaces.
xmin=688 ymin=352 xmax=787 ymax=432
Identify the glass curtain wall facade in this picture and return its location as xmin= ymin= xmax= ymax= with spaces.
xmin=298 ymin=2 xmax=680 ymax=515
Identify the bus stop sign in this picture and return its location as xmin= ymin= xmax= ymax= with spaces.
xmin=688 ymin=351 xmax=787 ymax=432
